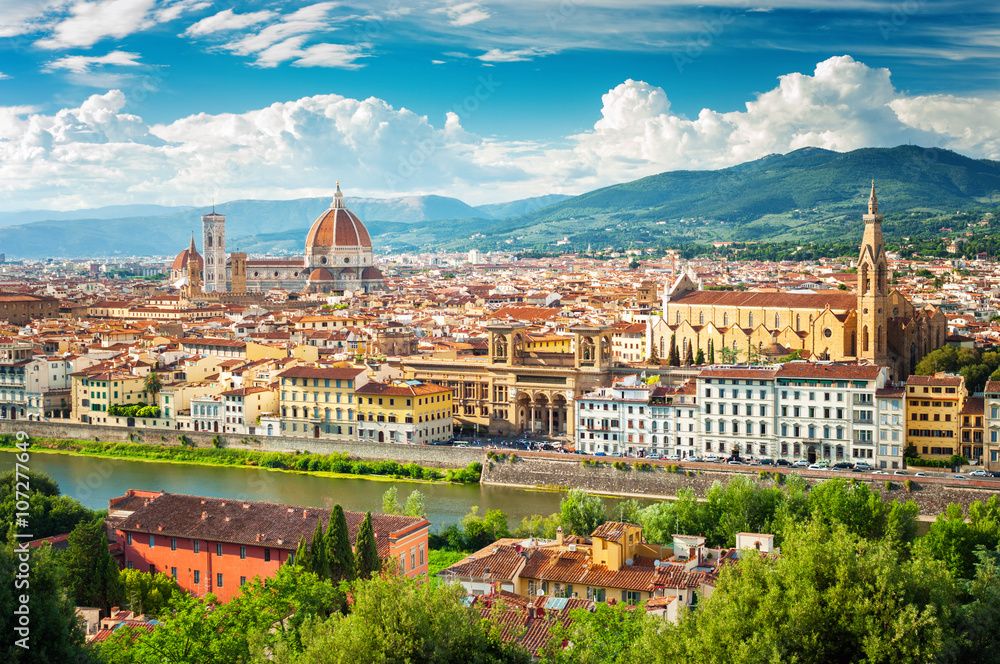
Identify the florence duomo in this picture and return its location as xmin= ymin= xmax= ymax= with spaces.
xmin=170 ymin=183 xmax=385 ymax=297
xmin=652 ymin=183 xmax=947 ymax=380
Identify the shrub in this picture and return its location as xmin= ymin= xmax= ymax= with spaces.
xmin=635 ymin=462 xmax=653 ymax=471
xmin=612 ymin=461 xmax=628 ymax=471
xmin=884 ymin=481 xmax=892 ymax=490
xmin=905 ymin=479 xmax=913 ymax=492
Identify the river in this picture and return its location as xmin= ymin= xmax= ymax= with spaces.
xmin=5 ymin=450 xmax=642 ymax=531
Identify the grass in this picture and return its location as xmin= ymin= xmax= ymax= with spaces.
xmin=0 ymin=434 xmax=482 ymax=485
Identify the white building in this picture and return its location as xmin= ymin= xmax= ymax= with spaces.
xmin=699 ymin=366 xmax=778 ymax=459
xmin=575 ymin=375 xmax=652 ymax=455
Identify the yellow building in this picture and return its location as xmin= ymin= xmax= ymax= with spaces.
xmin=652 ymin=185 xmax=946 ymax=380
xmin=276 ymin=365 xmax=367 ymax=438
xmin=355 ymin=380 xmax=453 ymax=444
xmin=525 ymin=333 xmax=572 ymax=353
xmin=611 ymin=323 xmax=648 ymax=363
xmin=71 ymin=369 xmax=152 ymax=424
xmin=905 ymin=373 xmax=965 ymax=461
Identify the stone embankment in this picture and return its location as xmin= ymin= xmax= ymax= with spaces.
xmin=481 ymin=454 xmax=1000 ymax=516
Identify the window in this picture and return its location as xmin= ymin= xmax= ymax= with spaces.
xmin=194 ymin=570 xmax=200 ymax=585
xmin=623 ymin=590 xmax=643 ymax=605
xmin=240 ymin=576 xmax=247 ymax=587
xmin=127 ymin=533 xmax=133 ymax=545
xmin=265 ymin=548 xmax=271 ymax=562
xmin=171 ymin=537 xmax=177 ymax=551
xmin=217 ymin=573 xmax=223 ymax=588
xmin=149 ymin=534 xmax=155 ymax=549
xmin=240 ymin=545 xmax=247 ymax=559
xmin=193 ymin=540 xmax=200 ymax=554
xmin=399 ymin=553 xmax=406 ymax=572
xmin=171 ymin=567 xmax=177 ymax=579
xmin=217 ymin=543 xmax=223 ymax=556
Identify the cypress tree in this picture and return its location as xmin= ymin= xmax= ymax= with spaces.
xmin=695 ymin=347 xmax=705 ymax=366
xmin=354 ymin=512 xmax=381 ymax=580
xmin=310 ymin=518 xmax=329 ymax=578
xmin=326 ymin=504 xmax=355 ymax=582
xmin=294 ymin=535 xmax=310 ymax=571
xmin=684 ymin=342 xmax=694 ymax=366
xmin=668 ymin=334 xmax=680 ymax=367
xmin=708 ymin=339 xmax=715 ymax=365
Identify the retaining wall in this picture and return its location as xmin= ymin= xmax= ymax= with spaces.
xmin=0 ymin=420 xmax=484 ymax=469
xmin=481 ymin=455 xmax=1000 ymax=516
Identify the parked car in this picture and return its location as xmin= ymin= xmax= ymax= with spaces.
xmin=893 ymin=471 xmax=909 ymax=476
xmin=854 ymin=463 xmax=874 ymax=472
xmin=969 ymin=470 xmax=988 ymax=477
xmin=829 ymin=466 xmax=844 ymax=472
xmin=990 ymin=472 xmax=1000 ymax=479
xmin=872 ymin=470 xmax=888 ymax=475
xmin=807 ymin=463 xmax=826 ymax=470
xmin=793 ymin=460 xmax=810 ymax=467
xmin=953 ymin=474 xmax=969 ymax=480
xmin=728 ymin=460 xmax=744 ymax=466
xmin=747 ymin=459 xmax=761 ymax=466
xmin=775 ymin=459 xmax=791 ymax=467
xmin=704 ymin=455 xmax=720 ymax=462
xmin=665 ymin=454 xmax=679 ymax=461
xmin=647 ymin=454 xmax=662 ymax=460
xmin=594 ymin=452 xmax=606 ymax=457
xmin=759 ymin=458 xmax=775 ymax=466
xmin=686 ymin=456 xmax=704 ymax=462
xmin=833 ymin=462 xmax=852 ymax=469
xmin=914 ymin=472 xmax=928 ymax=477
xmin=610 ymin=452 xmax=622 ymax=458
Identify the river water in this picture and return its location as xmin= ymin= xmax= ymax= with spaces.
xmin=4 ymin=450 xmax=640 ymax=531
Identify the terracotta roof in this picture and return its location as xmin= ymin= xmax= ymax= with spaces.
xmin=961 ymin=396 xmax=984 ymax=416
xmin=111 ymin=491 xmax=427 ymax=558
xmin=305 ymin=207 xmax=372 ymax=249
xmin=671 ymin=289 xmax=857 ymax=310
xmin=983 ymin=380 xmax=1000 ymax=394
xmin=906 ymin=374 xmax=963 ymax=387
xmin=355 ymin=380 xmax=450 ymax=397
xmin=307 ymin=268 xmax=334 ymax=281
xmin=277 ymin=366 xmax=366 ymax=380
xmin=775 ymin=363 xmax=882 ymax=380
xmin=699 ymin=367 xmax=780 ymax=380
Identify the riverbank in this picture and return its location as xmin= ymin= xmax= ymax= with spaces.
xmin=1 ymin=435 xmax=482 ymax=485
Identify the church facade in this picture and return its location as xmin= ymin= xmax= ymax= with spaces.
xmin=170 ymin=185 xmax=385 ymax=295
xmin=651 ymin=185 xmax=946 ymax=380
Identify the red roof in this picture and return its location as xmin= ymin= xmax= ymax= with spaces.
xmin=305 ymin=207 xmax=372 ymax=249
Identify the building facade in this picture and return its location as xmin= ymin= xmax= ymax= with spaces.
xmin=276 ymin=366 xmax=367 ymax=438
xmin=652 ymin=186 xmax=947 ymax=381
xmin=355 ymin=380 xmax=453 ymax=445
xmin=904 ymin=373 xmax=966 ymax=461
xmin=108 ymin=490 xmax=430 ymax=603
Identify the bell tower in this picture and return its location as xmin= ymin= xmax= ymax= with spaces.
xmin=857 ymin=181 xmax=888 ymax=365
xmin=202 ymin=209 xmax=226 ymax=293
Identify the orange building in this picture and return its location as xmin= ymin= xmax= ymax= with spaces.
xmin=107 ymin=490 xmax=430 ymax=602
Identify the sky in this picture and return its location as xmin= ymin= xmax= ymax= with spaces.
xmin=2 ymin=0 xmax=1000 ymax=210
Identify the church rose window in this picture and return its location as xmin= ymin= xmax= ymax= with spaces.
xmin=824 ymin=328 xmax=832 ymax=338
xmin=321 ymin=257 xmax=328 ymax=264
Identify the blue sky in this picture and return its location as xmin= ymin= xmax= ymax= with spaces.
xmin=2 ymin=0 xmax=1000 ymax=209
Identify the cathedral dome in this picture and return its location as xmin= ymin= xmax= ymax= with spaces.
xmin=361 ymin=266 xmax=384 ymax=280
xmin=305 ymin=184 xmax=372 ymax=250
xmin=307 ymin=267 xmax=334 ymax=281
xmin=171 ymin=247 xmax=202 ymax=271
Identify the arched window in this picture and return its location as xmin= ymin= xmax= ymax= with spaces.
xmin=796 ymin=314 xmax=800 ymax=330
xmin=748 ymin=313 xmax=754 ymax=327
xmin=774 ymin=313 xmax=780 ymax=329
xmin=699 ymin=311 xmax=704 ymax=325
xmin=660 ymin=337 xmax=666 ymax=357
xmin=207 ymin=235 xmax=212 ymax=247
xmin=675 ymin=311 xmax=681 ymax=325
xmin=723 ymin=313 xmax=729 ymax=326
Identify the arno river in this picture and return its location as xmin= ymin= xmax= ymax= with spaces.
xmin=6 ymin=450 xmax=642 ymax=530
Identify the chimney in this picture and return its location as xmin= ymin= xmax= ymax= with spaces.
xmin=556 ymin=526 xmax=564 ymax=546
xmin=527 ymin=603 xmax=537 ymax=620
xmin=201 ymin=511 xmax=208 ymax=520
xmin=302 ymin=510 xmax=309 ymax=518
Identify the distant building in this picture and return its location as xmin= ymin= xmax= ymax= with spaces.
xmin=108 ymin=490 xmax=430 ymax=603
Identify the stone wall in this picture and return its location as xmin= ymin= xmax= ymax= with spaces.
xmin=481 ymin=455 xmax=999 ymax=516
xmin=0 ymin=420 xmax=483 ymax=469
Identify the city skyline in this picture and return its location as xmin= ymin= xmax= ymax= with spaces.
xmin=2 ymin=1 xmax=1000 ymax=210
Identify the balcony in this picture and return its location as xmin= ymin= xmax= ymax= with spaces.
xmin=853 ymin=418 xmax=874 ymax=425
xmin=852 ymin=395 xmax=874 ymax=406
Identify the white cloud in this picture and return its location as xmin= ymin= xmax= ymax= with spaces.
xmin=0 ymin=72 xmax=9 ymax=80
xmin=436 ymin=1 xmax=492 ymax=27
xmin=44 ymin=50 xmax=143 ymax=73
xmin=477 ymin=47 xmax=553 ymax=62
xmin=0 ymin=0 xmax=62 ymax=38
xmin=182 ymin=8 xmax=276 ymax=37
xmin=4 ymin=56 xmax=1000 ymax=210
xmin=34 ymin=0 xmax=206 ymax=49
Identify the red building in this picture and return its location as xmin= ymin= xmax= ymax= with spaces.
xmin=107 ymin=490 xmax=430 ymax=602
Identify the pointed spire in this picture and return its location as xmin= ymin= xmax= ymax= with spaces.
xmin=868 ymin=180 xmax=878 ymax=215
xmin=189 ymin=233 xmax=196 ymax=254
xmin=332 ymin=181 xmax=344 ymax=209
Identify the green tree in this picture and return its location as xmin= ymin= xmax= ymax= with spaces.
xmin=803 ymin=477 xmax=919 ymax=546
xmin=707 ymin=339 xmax=715 ymax=365
xmin=381 ymin=486 xmax=400 ymax=515
xmin=0 ymin=544 xmax=89 ymax=664
xmin=294 ymin=536 xmax=310 ymax=571
xmin=325 ymin=505 xmax=355 ymax=583
xmin=120 ymin=568 xmax=183 ymax=617
xmin=637 ymin=520 xmax=955 ymax=664
xmin=918 ymin=498 xmax=1000 ymax=580
xmin=637 ymin=487 xmax=706 ymax=545
xmin=62 ymin=517 xmax=124 ymax=615
xmin=403 ymin=490 xmax=426 ymax=517
xmin=694 ymin=347 xmax=705 ymax=365
xmin=512 ymin=513 xmax=562 ymax=540
xmin=953 ymin=545 xmax=1000 ymax=663
xmin=143 ymin=371 xmax=163 ymax=399
xmin=540 ymin=598 xmax=649 ymax=664
xmin=310 ymin=519 xmax=329 ymax=579
xmin=611 ymin=499 xmax=642 ymax=525
xmin=273 ymin=573 xmax=530 ymax=664
xmin=684 ymin=342 xmax=694 ymax=366
xmin=354 ymin=512 xmax=381 ymax=580
xmin=560 ymin=489 xmax=606 ymax=536
xmin=668 ymin=334 xmax=680 ymax=367
xmin=460 ymin=506 xmax=511 ymax=551
xmin=0 ymin=469 xmax=92 ymax=542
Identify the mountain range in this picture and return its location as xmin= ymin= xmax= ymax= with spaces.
xmin=4 ymin=145 xmax=1000 ymax=259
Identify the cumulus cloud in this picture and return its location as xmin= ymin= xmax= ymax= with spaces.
xmin=3 ymin=56 xmax=1000 ymax=210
